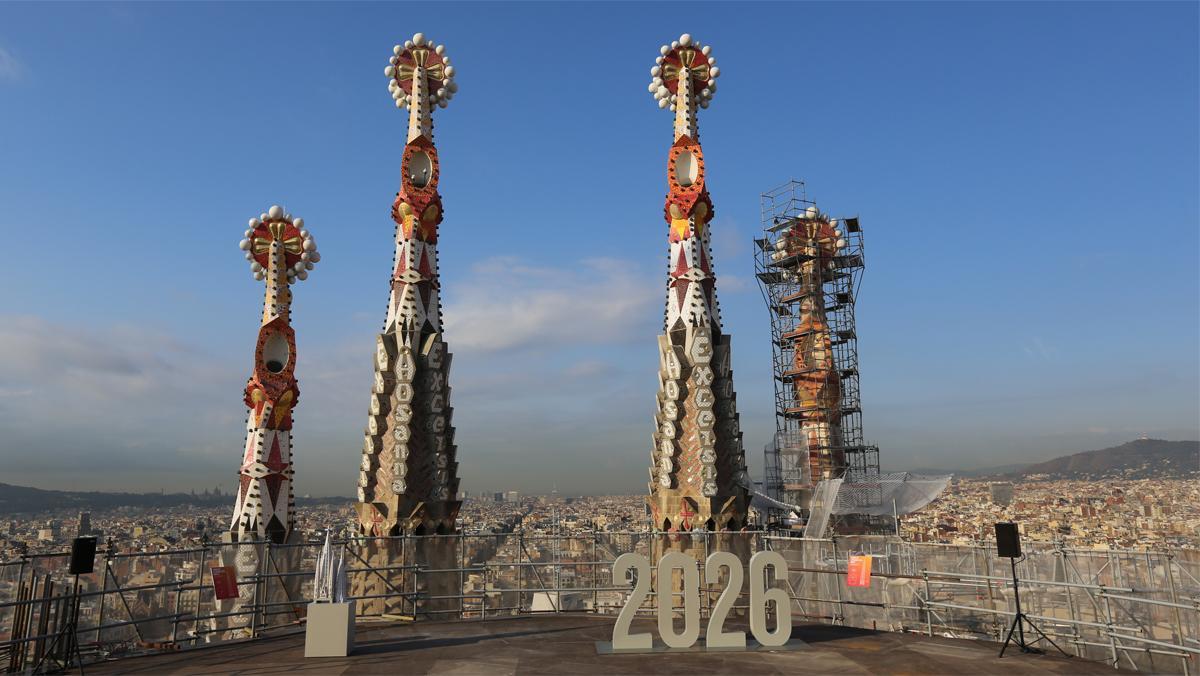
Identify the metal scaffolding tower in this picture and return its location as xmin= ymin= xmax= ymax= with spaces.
xmin=755 ymin=179 xmax=880 ymax=525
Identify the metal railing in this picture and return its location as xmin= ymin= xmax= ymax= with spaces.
xmin=1 ymin=532 xmax=1196 ymax=673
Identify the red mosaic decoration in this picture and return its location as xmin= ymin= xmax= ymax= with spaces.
xmin=391 ymin=135 xmax=444 ymax=244
xmin=659 ymin=47 xmax=712 ymax=91
xmin=250 ymin=220 xmax=304 ymax=270
xmin=392 ymin=45 xmax=447 ymax=97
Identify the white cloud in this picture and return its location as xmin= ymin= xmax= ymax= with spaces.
xmin=0 ymin=46 xmax=26 ymax=82
xmin=443 ymin=256 xmax=660 ymax=354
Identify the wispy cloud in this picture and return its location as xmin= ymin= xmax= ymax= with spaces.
xmin=0 ymin=45 xmax=27 ymax=82
xmin=443 ymin=256 xmax=659 ymax=354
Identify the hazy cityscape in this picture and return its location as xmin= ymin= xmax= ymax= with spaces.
xmin=4 ymin=475 xmax=1198 ymax=563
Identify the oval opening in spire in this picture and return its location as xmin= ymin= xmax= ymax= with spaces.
xmin=263 ymin=333 xmax=290 ymax=374
xmin=674 ymin=151 xmax=699 ymax=187
xmin=407 ymin=151 xmax=433 ymax=188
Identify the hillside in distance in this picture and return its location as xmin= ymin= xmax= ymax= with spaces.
xmin=1014 ymin=439 xmax=1198 ymax=480
xmin=0 ymin=483 xmax=352 ymax=515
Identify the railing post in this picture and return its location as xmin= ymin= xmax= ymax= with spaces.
xmin=459 ymin=534 xmax=466 ymax=620
xmin=1102 ymin=590 xmax=1119 ymax=667
xmin=922 ymin=569 xmax=933 ymax=637
xmin=592 ymin=533 xmax=599 ymax=614
xmin=191 ymin=542 xmax=208 ymax=646
xmin=516 ymin=532 xmax=523 ymax=614
xmin=831 ymin=537 xmax=845 ymax=625
xmin=1163 ymin=551 xmax=1190 ymax=676
xmin=170 ymin=576 xmax=183 ymax=644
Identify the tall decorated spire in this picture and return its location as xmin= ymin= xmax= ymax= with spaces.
xmin=645 ymin=34 xmax=749 ymax=532
xmin=231 ymin=205 xmax=320 ymax=543
xmin=356 ymin=32 xmax=461 ymax=537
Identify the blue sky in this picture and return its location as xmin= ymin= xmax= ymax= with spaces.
xmin=0 ymin=2 xmax=1196 ymax=496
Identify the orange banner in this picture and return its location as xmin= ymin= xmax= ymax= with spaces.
xmin=847 ymin=555 xmax=873 ymax=587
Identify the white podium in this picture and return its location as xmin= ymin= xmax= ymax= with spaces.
xmin=304 ymin=602 xmax=355 ymax=657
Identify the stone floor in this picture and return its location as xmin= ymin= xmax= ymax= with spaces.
xmin=84 ymin=614 xmax=1109 ymax=675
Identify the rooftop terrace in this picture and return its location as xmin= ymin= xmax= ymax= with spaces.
xmin=85 ymin=615 xmax=1104 ymax=675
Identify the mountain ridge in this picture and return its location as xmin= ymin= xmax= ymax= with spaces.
xmin=901 ymin=439 xmax=1197 ymax=479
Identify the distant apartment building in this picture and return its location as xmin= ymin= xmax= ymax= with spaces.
xmin=989 ymin=482 xmax=1014 ymax=506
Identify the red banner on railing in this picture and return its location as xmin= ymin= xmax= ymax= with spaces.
xmin=211 ymin=565 xmax=240 ymax=600
xmin=847 ymin=555 xmax=872 ymax=587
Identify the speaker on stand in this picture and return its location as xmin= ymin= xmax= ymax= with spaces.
xmin=35 ymin=536 xmax=95 ymax=674
xmin=994 ymin=523 xmax=1068 ymax=659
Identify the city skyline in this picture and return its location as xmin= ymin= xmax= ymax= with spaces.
xmin=1 ymin=3 xmax=1197 ymax=497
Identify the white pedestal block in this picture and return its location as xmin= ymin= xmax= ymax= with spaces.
xmin=304 ymin=602 xmax=355 ymax=657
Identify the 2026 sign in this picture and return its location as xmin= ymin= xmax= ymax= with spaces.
xmin=610 ymin=551 xmax=792 ymax=650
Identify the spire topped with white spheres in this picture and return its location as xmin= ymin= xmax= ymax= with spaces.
xmin=385 ymin=33 xmax=458 ymax=142
xmin=238 ymin=206 xmax=320 ymax=286
xmin=356 ymin=32 xmax=463 ymax=539
xmin=649 ymin=33 xmax=720 ymax=141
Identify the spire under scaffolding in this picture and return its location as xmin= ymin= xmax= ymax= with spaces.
xmin=755 ymin=179 xmax=880 ymax=528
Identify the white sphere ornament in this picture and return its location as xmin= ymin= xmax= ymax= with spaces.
xmin=660 ymin=45 xmax=669 ymax=55
xmin=710 ymin=66 xmax=720 ymax=78
xmin=656 ymin=56 xmax=664 ymax=64
xmin=239 ymin=238 xmax=251 ymax=250
xmin=448 ymin=81 xmax=458 ymax=92
xmin=298 ymin=270 xmax=308 ymax=280
xmin=385 ymin=65 xmax=395 ymax=77
xmin=404 ymin=40 xmax=413 ymax=49
xmin=393 ymin=45 xmax=402 ymax=55
xmin=390 ymin=55 xmax=398 ymax=65
xmin=311 ymin=251 xmax=321 ymax=263
xmin=395 ymin=99 xmax=405 ymax=108
xmin=680 ymin=33 xmax=692 ymax=46
xmin=435 ymin=44 xmax=445 ymax=55
xmin=303 ymin=239 xmax=316 ymax=252
xmin=251 ymin=262 xmax=263 ymax=272
xmin=671 ymin=40 xmax=679 ymax=49
xmin=268 ymin=205 xmax=283 ymax=219
xmin=444 ymin=66 xmax=455 ymax=77
xmin=254 ymin=271 xmax=265 ymax=281
xmin=248 ymin=218 xmax=260 ymax=228
xmin=650 ymin=66 xmax=661 ymax=77
xmin=702 ymin=45 xmax=711 ymax=55
xmin=413 ymin=32 xmax=425 ymax=46
xmin=438 ymin=99 xmax=447 ymax=108
xmin=707 ymin=56 xmax=716 ymax=66
xmin=836 ymin=238 xmax=847 ymax=249
xmin=259 ymin=212 xmax=269 ymax=221
xmin=669 ymin=104 xmax=676 ymax=112
xmin=305 ymin=261 xmax=314 ymax=270
xmin=647 ymin=82 xmax=657 ymax=93
xmin=658 ymin=98 xmax=668 ymax=109
xmin=699 ymin=99 xmax=709 ymax=109
xmin=701 ymin=88 xmax=711 ymax=98
xmin=301 ymin=252 xmax=311 ymax=262
xmin=437 ymin=88 xmax=447 ymax=97
xmin=293 ymin=218 xmax=303 ymax=229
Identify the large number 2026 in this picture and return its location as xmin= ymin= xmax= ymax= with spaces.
xmin=611 ymin=551 xmax=791 ymax=650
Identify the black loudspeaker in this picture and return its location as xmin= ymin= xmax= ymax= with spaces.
xmin=69 ymin=537 xmax=97 ymax=575
xmin=995 ymin=522 xmax=1021 ymax=558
